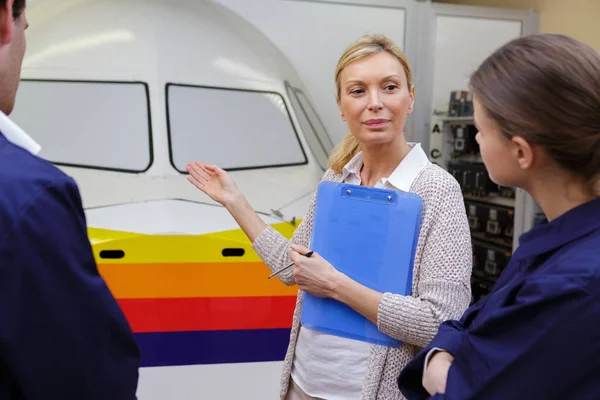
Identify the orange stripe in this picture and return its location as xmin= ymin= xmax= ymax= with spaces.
xmin=98 ymin=262 xmax=298 ymax=299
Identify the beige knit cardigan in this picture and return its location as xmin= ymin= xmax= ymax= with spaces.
xmin=253 ymin=164 xmax=472 ymax=399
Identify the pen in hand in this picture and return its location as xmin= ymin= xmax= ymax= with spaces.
xmin=268 ymin=250 xmax=314 ymax=279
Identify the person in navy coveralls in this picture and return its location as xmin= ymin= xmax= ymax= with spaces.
xmin=398 ymin=34 xmax=600 ymax=399
xmin=0 ymin=1 xmax=140 ymax=399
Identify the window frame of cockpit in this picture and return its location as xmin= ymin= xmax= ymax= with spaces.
xmin=165 ymin=82 xmax=309 ymax=174
xmin=284 ymin=81 xmax=334 ymax=171
xmin=14 ymin=78 xmax=154 ymax=173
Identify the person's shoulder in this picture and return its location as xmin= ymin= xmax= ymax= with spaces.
xmin=548 ymin=228 xmax=600 ymax=289
xmin=0 ymin=140 xmax=76 ymax=222
xmin=411 ymin=163 xmax=463 ymax=200
xmin=0 ymin=138 xmax=71 ymax=181
xmin=321 ymin=168 xmax=343 ymax=183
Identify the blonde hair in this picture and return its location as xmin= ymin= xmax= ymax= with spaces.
xmin=328 ymin=33 xmax=414 ymax=173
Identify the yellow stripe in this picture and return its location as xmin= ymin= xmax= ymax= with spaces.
xmin=88 ymin=222 xmax=299 ymax=264
xmin=89 ymin=222 xmax=301 ymax=298
xmin=98 ymin=262 xmax=298 ymax=299
xmin=88 ymin=228 xmax=142 ymax=245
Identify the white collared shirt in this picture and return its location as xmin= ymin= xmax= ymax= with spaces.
xmin=341 ymin=142 xmax=431 ymax=192
xmin=0 ymin=111 xmax=41 ymax=155
xmin=291 ymin=142 xmax=431 ymax=400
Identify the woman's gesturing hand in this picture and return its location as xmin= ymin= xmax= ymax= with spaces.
xmin=186 ymin=161 xmax=240 ymax=207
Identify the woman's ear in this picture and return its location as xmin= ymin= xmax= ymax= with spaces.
xmin=511 ymin=136 xmax=534 ymax=170
xmin=336 ymin=94 xmax=345 ymax=121
xmin=407 ymin=85 xmax=415 ymax=115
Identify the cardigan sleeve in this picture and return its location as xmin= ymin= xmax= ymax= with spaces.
xmin=252 ymin=169 xmax=337 ymax=285
xmin=377 ymin=168 xmax=473 ymax=347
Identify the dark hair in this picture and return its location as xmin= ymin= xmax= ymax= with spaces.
xmin=470 ymin=34 xmax=600 ymax=193
xmin=0 ymin=0 xmax=26 ymax=19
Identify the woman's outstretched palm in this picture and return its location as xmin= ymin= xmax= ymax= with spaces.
xmin=186 ymin=161 xmax=238 ymax=206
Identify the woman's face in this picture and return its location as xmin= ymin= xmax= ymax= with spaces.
xmin=474 ymin=96 xmax=525 ymax=188
xmin=337 ymin=51 xmax=414 ymax=147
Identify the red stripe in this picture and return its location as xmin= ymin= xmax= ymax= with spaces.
xmin=117 ymin=296 xmax=297 ymax=333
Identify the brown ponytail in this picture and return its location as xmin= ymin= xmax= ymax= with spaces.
xmin=470 ymin=34 xmax=600 ymax=195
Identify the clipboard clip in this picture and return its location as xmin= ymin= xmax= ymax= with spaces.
xmin=343 ymin=185 xmax=397 ymax=204
xmin=346 ymin=189 xmax=393 ymax=202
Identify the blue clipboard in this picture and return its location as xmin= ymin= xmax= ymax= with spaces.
xmin=300 ymin=181 xmax=423 ymax=347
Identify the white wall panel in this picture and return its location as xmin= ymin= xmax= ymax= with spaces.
xmin=431 ymin=15 xmax=522 ymax=114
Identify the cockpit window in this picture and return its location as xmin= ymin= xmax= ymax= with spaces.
xmin=10 ymin=79 xmax=153 ymax=172
xmin=166 ymin=83 xmax=307 ymax=172
xmin=285 ymin=82 xmax=334 ymax=170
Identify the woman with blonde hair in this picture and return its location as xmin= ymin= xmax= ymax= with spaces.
xmin=187 ymin=33 xmax=472 ymax=399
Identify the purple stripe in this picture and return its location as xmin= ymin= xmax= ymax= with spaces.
xmin=135 ymin=328 xmax=291 ymax=367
